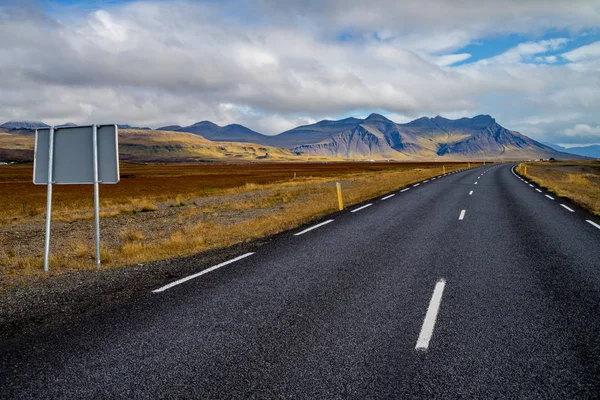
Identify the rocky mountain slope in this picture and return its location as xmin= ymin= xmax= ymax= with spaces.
xmin=285 ymin=114 xmax=581 ymax=160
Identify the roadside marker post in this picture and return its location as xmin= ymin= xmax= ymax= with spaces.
xmin=34 ymin=124 xmax=119 ymax=271
xmin=336 ymin=182 xmax=344 ymax=210
xmin=443 ymin=166 xmax=446 ymax=174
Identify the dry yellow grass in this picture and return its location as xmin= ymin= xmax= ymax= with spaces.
xmin=517 ymin=161 xmax=600 ymax=215
xmin=0 ymin=162 xmax=476 ymax=286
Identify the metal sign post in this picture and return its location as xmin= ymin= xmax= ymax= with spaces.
xmin=43 ymin=127 xmax=55 ymax=272
xmin=34 ymin=124 xmax=119 ymax=271
xmin=92 ymin=125 xmax=101 ymax=269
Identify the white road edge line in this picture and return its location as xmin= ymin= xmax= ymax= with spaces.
xmin=413 ymin=183 xmax=421 ymax=187
xmin=351 ymin=203 xmax=373 ymax=213
xmin=586 ymin=220 xmax=600 ymax=230
xmin=294 ymin=219 xmax=335 ymax=236
xmin=416 ymin=278 xmax=446 ymax=351
xmin=529 ymin=184 xmax=534 ymax=187
xmin=545 ymin=195 xmax=554 ymax=200
xmin=401 ymin=188 xmax=410 ymax=192
xmin=459 ymin=210 xmax=466 ymax=220
xmin=381 ymin=194 xmax=395 ymax=200
xmin=153 ymin=252 xmax=255 ymax=293
xmin=560 ymin=204 xmax=575 ymax=212
xmin=423 ymin=180 xmax=429 ymax=183
xmin=469 ymin=190 xmax=473 ymax=195
xmin=535 ymin=189 xmax=542 ymax=192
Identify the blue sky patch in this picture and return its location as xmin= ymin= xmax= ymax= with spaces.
xmin=451 ymin=30 xmax=600 ymax=66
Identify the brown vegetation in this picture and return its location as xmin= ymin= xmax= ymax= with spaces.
xmin=517 ymin=160 xmax=600 ymax=215
xmin=0 ymin=161 xmax=476 ymax=288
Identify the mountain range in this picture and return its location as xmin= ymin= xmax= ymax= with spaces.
xmin=161 ymin=114 xmax=583 ymax=160
xmin=1 ymin=115 xmax=591 ymax=161
xmin=542 ymin=142 xmax=600 ymax=159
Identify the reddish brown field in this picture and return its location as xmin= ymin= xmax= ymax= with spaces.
xmin=0 ymin=161 xmax=476 ymax=288
xmin=0 ymin=162 xmax=466 ymax=223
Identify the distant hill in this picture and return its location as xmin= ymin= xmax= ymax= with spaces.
xmin=542 ymin=142 xmax=600 ymax=159
xmin=117 ymin=129 xmax=297 ymax=162
xmin=0 ymin=121 xmax=49 ymax=130
xmin=157 ymin=125 xmax=182 ymax=131
xmin=173 ymin=121 xmax=270 ymax=144
xmin=0 ymin=128 xmax=330 ymax=163
xmin=117 ymin=124 xmax=152 ymax=130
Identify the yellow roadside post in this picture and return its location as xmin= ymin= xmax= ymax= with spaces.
xmin=336 ymin=182 xmax=344 ymax=210
xmin=468 ymin=162 xmax=471 ymax=168
xmin=524 ymin=166 xmax=527 ymax=176
xmin=443 ymin=165 xmax=446 ymax=174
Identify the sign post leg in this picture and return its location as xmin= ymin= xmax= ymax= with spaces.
xmin=43 ymin=127 xmax=55 ymax=272
xmin=92 ymin=124 xmax=101 ymax=269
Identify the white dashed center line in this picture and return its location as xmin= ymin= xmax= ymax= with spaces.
xmin=458 ymin=210 xmax=466 ymax=220
xmin=545 ymin=195 xmax=554 ymax=200
xmin=474 ymin=181 xmax=478 ymax=185
xmin=535 ymin=189 xmax=542 ymax=192
xmin=413 ymin=183 xmax=421 ymax=187
xmin=416 ymin=278 xmax=446 ymax=351
xmin=381 ymin=194 xmax=395 ymax=200
xmin=560 ymin=204 xmax=575 ymax=212
xmin=351 ymin=203 xmax=373 ymax=213
xmin=469 ymin=190 xmax=473 ymax=195
xmin=401 ymin=188 xmax=410 ymax=192
xmin=529 ymin=184 xmax=534 ymax=187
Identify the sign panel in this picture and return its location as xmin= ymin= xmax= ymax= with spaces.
xmin=34 ymin=125 xmax=119 ymax=184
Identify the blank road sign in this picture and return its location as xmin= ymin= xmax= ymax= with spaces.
xmin=34 ymin=125 xmax=119 ymax=184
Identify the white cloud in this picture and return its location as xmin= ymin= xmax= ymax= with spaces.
xmin=429 ymin=53 xmax=472 ymax=66
xmin=515 ymin=113 xmax=581 ymax=126
xmin=476 ymin=38 xmax=570 ymax=65
xmin=0 ymin=0 xmax=598 ymax=144
xmin=562 ymin=41 xmax=600 ymax=61
xmin=565 ymin=124 xmax=600 ymax=137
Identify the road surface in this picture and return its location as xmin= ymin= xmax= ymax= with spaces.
xmin=2 ymin=163 xmax=600 ymax=398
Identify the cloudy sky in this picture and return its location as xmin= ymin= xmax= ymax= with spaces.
xmin=1 ymin=0 xmax=599 ymax=145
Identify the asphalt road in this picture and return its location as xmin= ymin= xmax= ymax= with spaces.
xmin=2 ymin=163 xmax=600 ymax=399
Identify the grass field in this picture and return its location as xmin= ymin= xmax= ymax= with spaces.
xmin=0 ymin=161 xmax=476 ymax=288
xmin=517 ymin=160 xmax=600 ymax=215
